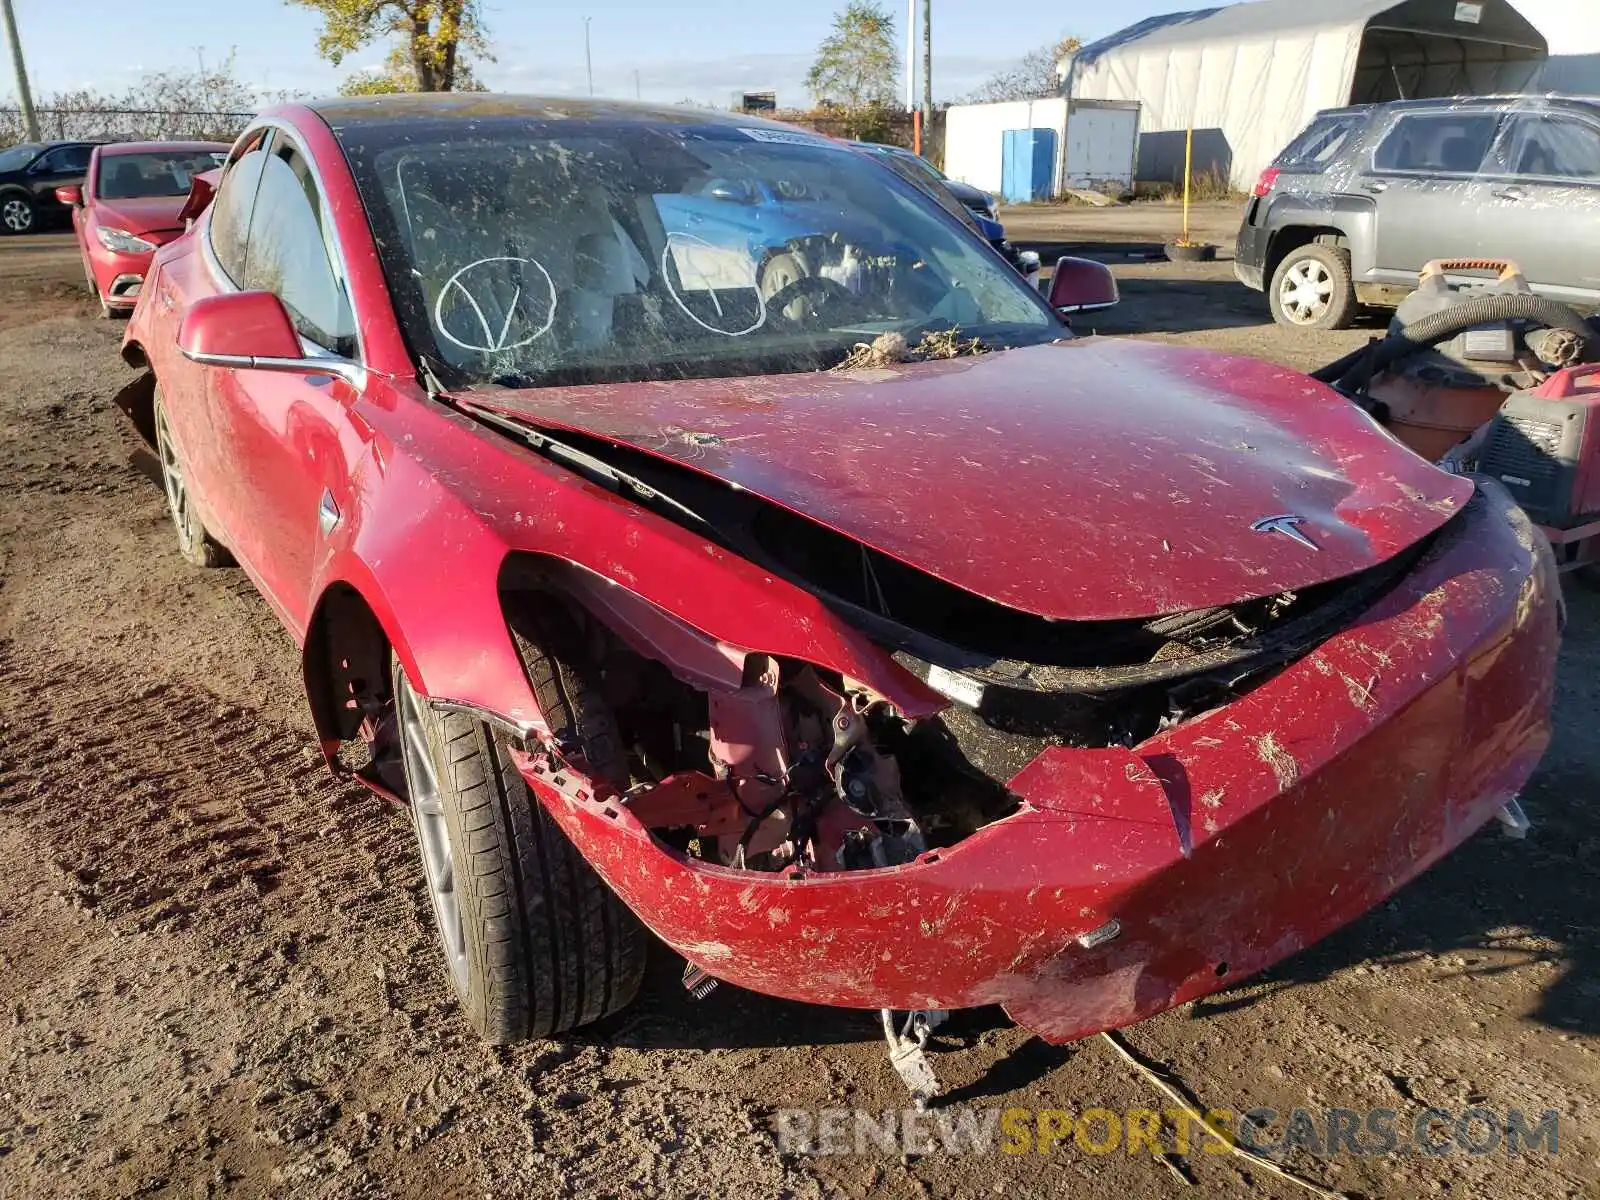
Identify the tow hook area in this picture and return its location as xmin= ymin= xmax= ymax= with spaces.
xmin=881 ymin=1008 xmax=948 ymax=1109
xmin=680 ymin=964 xmax=950 ymax=1106
xmin=1496 ymin=797 xmax=1532 ymax=838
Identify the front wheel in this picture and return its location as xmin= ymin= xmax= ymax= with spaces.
xmin=392 ymin=612 xmax=645 ymax=1043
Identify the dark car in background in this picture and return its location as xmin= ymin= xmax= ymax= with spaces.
xmin=1235 ymin=96 xmax=1600 ymax=329
xmin=0 ymin=140 xmax=102 ymax=235
xmin=848 ymin=140 xmax=1038 ymax=285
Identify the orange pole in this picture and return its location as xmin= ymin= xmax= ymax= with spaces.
xmin=913 ymin=109 xmax=923 ymax=155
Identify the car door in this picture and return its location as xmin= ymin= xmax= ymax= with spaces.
xmin=1360 ymin=108 xmax=1501 ymax=283
xmin=150 ymin=131 xmax=271 ymax=531
xmin=28 ymin=143 xmax=94 ymax=214
xmin=206 ymin=129 xmax=363 ymax=636
xmin=1476 ymin=108 xmax=1600 ymax=306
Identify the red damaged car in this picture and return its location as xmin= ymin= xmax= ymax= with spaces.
xmin=119 ymin=96 xmax=1559 ymax=1097
xmin=60 ymin=140 xmax=227 ymax=316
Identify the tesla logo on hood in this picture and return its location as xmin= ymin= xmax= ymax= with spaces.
xmin=1250 ymin=513 xmax=1319 ymax=551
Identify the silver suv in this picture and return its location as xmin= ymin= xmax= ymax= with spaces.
xmin=1235 ymin=96 xmax=1600 ymax=329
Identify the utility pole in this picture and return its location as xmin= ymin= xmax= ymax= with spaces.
xmin=904 ymin=0 xmax=914 ymax=113
xmin=1 ymin=0 xmax=40 ymax=143
xmin=584 ymin=17 xmax=594 ymax=97
xmin=634 ymin=69 xmax=641 ymax=101
xmin=920 ymin=0 xmax=932 ymax=141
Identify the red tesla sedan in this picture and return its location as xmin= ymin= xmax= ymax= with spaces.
xmin=118 ymin=96 xmax=1558 ymax=1097
xmin=60 ymin=140 xmax=226 ymax=316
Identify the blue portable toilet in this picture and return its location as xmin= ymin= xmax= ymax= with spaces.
xmin=1000 ymin=128 xmax=1057 ymax=203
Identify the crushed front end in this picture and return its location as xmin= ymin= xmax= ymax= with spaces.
xmin=509 ymin=479 xmax=1559 ymax=1042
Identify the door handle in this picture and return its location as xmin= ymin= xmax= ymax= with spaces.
xmin=1492 ymin=185 xmax=1528 ymax=202
xmin=1361 ymin=179 xmax=1387 ymax=194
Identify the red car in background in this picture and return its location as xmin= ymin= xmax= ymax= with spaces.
xmin=117 ymin=96 xmax=1559 ymax=1103
xmin=59 ymin=141 xmax=226 ymax=316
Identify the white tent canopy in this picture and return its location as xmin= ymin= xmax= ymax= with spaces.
xmin=1065 ymin=0 xmax=1548 ymax=189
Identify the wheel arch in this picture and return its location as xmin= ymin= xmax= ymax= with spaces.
xmin=1265 ymin=224 xmax=1350 ymax=284
xmin=111 ymin=368 xmax=157 ymax=449
xmin=301 ymin=579 xmax=401 ymax=755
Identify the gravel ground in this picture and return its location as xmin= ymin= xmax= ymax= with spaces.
xmin=1 ymin=211 xmax=1597 ymax=1200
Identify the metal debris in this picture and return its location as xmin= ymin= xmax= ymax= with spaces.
xmin=880 ymin=1008 xmax=947 ymax=1108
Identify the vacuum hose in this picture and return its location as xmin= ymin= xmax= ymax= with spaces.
xmin=1310 ymin=292 xmax=1600 ymax=389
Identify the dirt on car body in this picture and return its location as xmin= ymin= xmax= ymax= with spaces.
xmin=1 ymin=209 xmax=1597 ymax=1200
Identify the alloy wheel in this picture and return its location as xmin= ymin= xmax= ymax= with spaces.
xmin=1278 ymin=258 xmax=1334 ymax=325
xmin=154 ymin=406 xmax=194 ymax=555
xmin=396 ymin=678 xmax=470 ymax=996
xmin=2 ymin=198 xmax=32 ymax=233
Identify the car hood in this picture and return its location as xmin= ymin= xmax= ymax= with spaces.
xmin=453 ymin=338 xmax=1472 ymax=621
xmin=943 ymin=178 xmax=992 ymax=211
xmin=91 ymin=194 xmax=188 ymax=237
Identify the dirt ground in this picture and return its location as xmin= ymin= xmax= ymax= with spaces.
xmin=1 ymin=209 xmax=1597 ymax=1200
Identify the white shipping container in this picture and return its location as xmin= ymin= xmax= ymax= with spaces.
xmin=942 ymin=97 xmax=1139 ymax=200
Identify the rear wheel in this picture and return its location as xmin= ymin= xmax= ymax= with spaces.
xmin=392 ymin=605 xmax=646 ymax=1044
xmin=153 ymin=388 xmax=231 ymax=568
xmin=1269 ymin=243 xmax=1357 ymax=330
xmin=0 ymin=193 xmax=34 ymax=235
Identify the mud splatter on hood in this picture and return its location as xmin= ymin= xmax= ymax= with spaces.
xmin=453 ymin=338 xmax=1471 ymax=620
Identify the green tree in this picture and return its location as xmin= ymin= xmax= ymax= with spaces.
xmin=806 ymin=2 xmax=900 ymax=108
xmin=338 ymin=42 xmax=486 ymax=94
xmin=287 ymin=0 xmax=490 ymax=92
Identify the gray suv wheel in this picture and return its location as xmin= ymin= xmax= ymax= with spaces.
xmin=1269 ymin=244 xmax=1358 ymax=330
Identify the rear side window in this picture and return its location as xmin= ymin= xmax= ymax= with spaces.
xmin=1276 ymin=115 xmax=1362 ymax=169
xmin=209 ymin=141 xmax=269 ymax=283
xmin=241 ymin=139 xmax=356 ymax=355
xmin=1373 ymin=113 xmax=1499 ymax=175
xmin=1489 ymin=113 xmax=1600 ymax=180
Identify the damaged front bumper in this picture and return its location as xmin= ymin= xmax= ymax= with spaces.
xmin=518 ymin=481 xmax=1559 ymax=1042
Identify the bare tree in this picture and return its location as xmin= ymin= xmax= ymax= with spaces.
xmin=961 ymin=37 xmax=1080 ymax=104
xmin=0 ymin=53 xmax=293 ymax=144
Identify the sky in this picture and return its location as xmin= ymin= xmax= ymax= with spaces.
xmin=3 ymin=0 xmax=1186 ymax=108
xmin=7 ymin=0 xmax=1594 ymax=110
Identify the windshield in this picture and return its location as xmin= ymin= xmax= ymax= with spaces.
xmin=96 ymin=150 xmax=225 ymax=199
xmin=338 ymin=118 xmax=1056 ymax=387
xmin=0 ymin=144 xmax=41 ymax=173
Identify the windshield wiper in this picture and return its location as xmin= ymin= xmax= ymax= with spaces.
xmin=447 ymin=399 xmax=714 ymax=533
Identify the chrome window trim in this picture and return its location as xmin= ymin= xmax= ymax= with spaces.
xmin=203 ymin=117 xmax=368 ymax=366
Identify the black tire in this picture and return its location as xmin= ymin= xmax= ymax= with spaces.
xmin=392 ymin=607 xmax=646 ymax=1044
xmin=152 ymin=387 xmax=232 ymax=568
xmin=0 ymin=191 xmax=34 ymax=235
xmin=1269 ymin=243 xmax=1358 ymax=330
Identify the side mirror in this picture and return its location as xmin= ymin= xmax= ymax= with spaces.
xmin=178 ymin=291 xmax=364 ymax=388
xmin=55 ymin=184 xmax=83 ymax=207
xmin=1047 ymin=256 xmax=1119 ymax=317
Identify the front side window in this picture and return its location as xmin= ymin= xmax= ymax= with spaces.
xmin=240 ymin=139 xmax=356 ymax=355
xmin=38 ymin=145 xmax=93 ymax=174
xmin=1373 ymin=113 xmax=1499 ymax=175
xmin=337 ymin=119 xmax=1056 ymax=387
xmin=208 ymin=138 xmax=269 ymax=283
xmin=1489 ymin=113 xmax=1600 ymax=181
xmin=96 ymin=151 xmax=225 ymax=199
